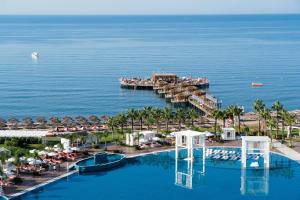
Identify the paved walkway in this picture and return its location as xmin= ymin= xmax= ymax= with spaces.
xmin=273 ymin=140 xmax=300 ymax=162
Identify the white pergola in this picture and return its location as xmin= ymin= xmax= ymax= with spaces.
xmin=241 ymin=136 xmax=271 ymax=169
xmin=174 ymin=130 xmax=206 ymax=161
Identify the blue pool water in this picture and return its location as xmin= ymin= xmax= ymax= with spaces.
xmin=0 ymin=15 xmax=300 ymax=118
xmin=15 ymin=149 xmax=300 ymax=200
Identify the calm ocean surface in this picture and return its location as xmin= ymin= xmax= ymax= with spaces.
xmin=0 ymin=15 xmax=299 ymax=118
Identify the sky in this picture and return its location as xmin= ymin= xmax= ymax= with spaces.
xmin=0 ymin=0 xmax=300 ymax=15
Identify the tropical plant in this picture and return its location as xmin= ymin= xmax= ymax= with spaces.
xmin=137 ymin=109 xmax=147 ymax=131
xmin=219 ymin=109 xmax=228 ymax=128
xmin=267 ymin=117 xmax=276 ymax=142
xmin=259 ymin=107 xmax=271 ymax=136
xmin=233 ymin=106 xmax=244 ymax=134
xmin=272 ymin=100 xmax=283 ymax=139
xmin=127 ymin=108 xmax=137 ymax=133
xmin=188 ymin=108 xmax=198 ymax=127
xmin=211 ymin=109 xmax=222 ymax=134
xmin=226 ymin=105 xmax=236 ymax=126
xmin=175 ymin=108 xmax=186 ymax=131
xmin=280 ymin=109 xmax=288 ymax=140
xmin=116 ymin=113 xmax=127 ymax=133
xmin=152 ymin=108 xmax=163 ymax=133
xmin=284 ymin=112 xmax=296 ymax=146
xmin=163 ymin=107 xmax=173 ymax=131
xmin=253 ymin=99 xmax=265 ymax=135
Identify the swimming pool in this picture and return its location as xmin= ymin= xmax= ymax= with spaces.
xmin=13 ymin=148 xmax=300 ymax=200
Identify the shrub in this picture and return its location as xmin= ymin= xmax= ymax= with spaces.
xmin=12 ymin=177 xmax=23 ymax=184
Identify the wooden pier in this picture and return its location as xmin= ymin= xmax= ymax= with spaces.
xmin=119 ymin=73 xmax=221 ymax=115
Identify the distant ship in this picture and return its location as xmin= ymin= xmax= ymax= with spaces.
xmin=31 ymin=52 xmax=39 ymax=59
xmin=251 ymin=82 xmax=264 ymax=87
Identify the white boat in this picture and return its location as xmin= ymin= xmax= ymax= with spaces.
xmin=31 ymin=51 xmax=39 ymax=59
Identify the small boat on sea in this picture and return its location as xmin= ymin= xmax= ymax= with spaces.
xmin=31 ymin=52 xmax=39 ymax=59
xmin=251 ymin=82 xmax=264 ymax=87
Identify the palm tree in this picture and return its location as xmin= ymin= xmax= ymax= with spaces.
xmin=175 ymin=108 xmax=185 ymax=131
xmin=152 ymin=108 xmax=163 ymax=133
xmin=267 ymin=117 xmax=276 ymax=142
xmin=233 ymin=106 xmax=244 ymax=134
xmin=163 ymin=107 xmax=173 ymax=131
xmin=259 ymin=107 xmax=271 ymax=136
xmin=272 ymin=100 xmax=283 ymax=139
xmin=253 ymin=99 xmax=265 ymax=135
xmin=188 ymin=108 xmax=198 ymax=127
xmin=137 ymin=109 xmax=147 ymax=131
xmin=226 ymin=105 xmax=236 ymax=127
xmin=284 ymin=112 xmax=296 ymax=146
xmin=211 ymin=109 xmax=222 ymax=134
xmin=219 ymin=109 xmax=228 ymax=128
xmin=107 ymin=117 xmax=118 ymax=141
xmin=36 ymin=116 xmax=47 ymax=129
xmin=280 ymin=109 xmax=288 ymax=140
xmin=116 ymin=113 xmax=127 ymax=133
xmin=127 ymin=108 xmax=137 ymax=133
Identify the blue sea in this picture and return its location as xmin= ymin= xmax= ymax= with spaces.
xmin=0 ymin=15 xmax=300 ymax=118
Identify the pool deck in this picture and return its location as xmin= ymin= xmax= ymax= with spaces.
xmin=273 ymin=140 xmax=300 ymax=162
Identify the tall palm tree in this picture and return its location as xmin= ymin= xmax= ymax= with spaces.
xmin=116 ymin=113 xmax=127 ymax=133
xmin=219 ymin=109 xmax=228 ymax=128
xmin=280 ymin=109 xmax=288 ymax=140
xmin=284 ymin=112 xmax=296 ymax=146
xmin=259 ymin=107 xmax=271 ymax=136
xmin=253 ymin=99 xmax=265 ymax=135
xmin=272 ymin=101 xmax=283 ymax=139
xmin=127 ymin=108 xmax=137 ymax=133
xmin=107 ymin=116 xmax=118 ymax=140
xmin=188 ymin=108 xmax=198 ymax=127
xmin=211 ymin=109 xmax=222 ymax=134
xmin=233 ymin=106 xmax=244 ymax=134
xmin=175 ymin=108 xmax=186 ymax=131
xmin=152 ymin=108 xmax=163 ymax=133
xmin=226 ymin=105 xmax=236 ymax=127
xmin=137 ymin=109 xmax=147 ymax=131
xmin=267 ymin=117 xmax=276 ymax=142
xmin=163 ymin=107 xmax=173 ymax=131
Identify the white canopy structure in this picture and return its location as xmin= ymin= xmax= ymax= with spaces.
xmin=0 ymin=130 xmax=49 ymax=138
xmin=241 ymin=136 xmax=271 ymax=169
xmin=221 ymin=127 xmax=236 ymax=141
xmin=174 ymin=130 xmax=206 ymax=161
